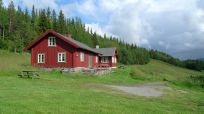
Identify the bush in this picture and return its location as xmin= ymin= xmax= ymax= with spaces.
xmin=0 ymin=39 xmax=9 ymax=49
xmin=129 ymin=68 xmax=145 ymax=80
xmin=189 ymin=75 xmax=204 ymax=88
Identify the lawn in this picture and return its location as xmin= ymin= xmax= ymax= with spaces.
xmin=0 ymin=50 xmax=204 ymax=114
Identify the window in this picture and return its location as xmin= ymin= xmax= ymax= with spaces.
xmin=48 ymin=36 xmax=56 ymax=46
xmin=112 ymin=57 xmax=117 ymax=63
xmin=96 ymin=56 xmax=98 ymax=63
xmin=115 ymin=57 xmax=117 ymax=63
xmin=112 ymin=57 xmax=114 ymax=63
xmin=58 ymin=52 xmax=66 ymax=62
xmin=80 ymin=52 xmax=84 ymax=62
xmin=38 ymin=53 xmax=45 ymax=63
xmin=101 ymin=57 xmax=108 ymax=63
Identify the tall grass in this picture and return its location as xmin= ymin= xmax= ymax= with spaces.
xmin=0 ymin=50 xmax=36 ymax=76
xmin=0 ymin=50 xmax=204 ymax=113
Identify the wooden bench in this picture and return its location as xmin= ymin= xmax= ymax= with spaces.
xmin=18 ymin=71 xmax=40 ymax=79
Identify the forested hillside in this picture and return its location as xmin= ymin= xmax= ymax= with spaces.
xmin=150 ymin=50 xmax=204 ymax=71
xmin=198 ymin=58 xmax=204 ymax=61
xmin=0 ymin=0 xmax=204 ymax=71
xmin=0 ymin=0 xmax=149 ymax=65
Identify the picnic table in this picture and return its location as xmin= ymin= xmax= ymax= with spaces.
xmin=18 ymin=71 xmax=40 ymax=79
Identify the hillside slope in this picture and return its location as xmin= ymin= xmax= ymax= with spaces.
xmin=0 ymin=50 xmax=201 ymax=83
xmin=0 ymin=50 xmax=203 ymax=113
xmin=133 ymin=59 xmax=201 ymax=81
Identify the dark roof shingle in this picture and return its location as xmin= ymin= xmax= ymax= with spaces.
xmin=94 ymin=48 xmax=116 ymax=56
xmin=56 ymin=32 xmax=100 ymax=54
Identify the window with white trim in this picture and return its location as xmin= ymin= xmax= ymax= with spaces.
xmin=48 ymin=36 xmax=56 ymax=46
xmin=95 ymin=56 xmax=98 ymax=63
xmin=115 ymin=57 xmax=117 ymax=63
xmin=38 ymin=53 xmax=45 ymax=63
xmin=80 ymin=52 xmax=84 ymax=62
xmin=112 ymin=57 xmax=114 ymax=63
xmin=58 ymin=52 xmax=66 ymax=62
xmin=101 ymin=57 xmax=108 ymax=63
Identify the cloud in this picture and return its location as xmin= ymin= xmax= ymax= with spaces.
xmin=60 ymin=0 xmax=98 ymax=19
xmin=82 ymin=0 xmax=204 ymax=59
xmin=20 ymin=0 xmax=58 ymax=9
xmin=3 ymin=0 xmax=204 ymax=59
xmin=3 ymin=0 xmax=58 ymax=10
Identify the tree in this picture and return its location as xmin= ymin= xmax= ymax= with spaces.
xmin=57 ymin=10 xmax=66 ymax=34
xmin=8 ymin=1 xmax=15 ymax=34
xmin=92 ymin=32 xmax=98 ymax=47
xmin=31 ymin=5 xmax=36 ymax=26
xmin=0 ymin=0 xmax=3 ymax=9
xmin=46 ymin=7 xmax=51 ymax=28
xmin=0 ymin=0 xmax=153 ymax=66
xmin=24 ymin=8 xmax=29 ymax=22
xmin=51 ymin=9 xmax=57 ymax=31
xmin=38 ymin=9 xmax=49 ymax=33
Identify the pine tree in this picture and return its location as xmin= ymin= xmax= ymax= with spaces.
xmin=8 ymin=1 xmax=15 ymax=34
xmin=0 ymin=0 xmax=2 ymax=9
xmin=58 ymin=10 xmax=65 ymax=34
xmin=0 ymin=0 xmax=3 ymax=39
xmin=92 ymin=32 xmax=98 ymax=46
xmin=0 ymin=0 xmax=154 ymax=66
xmin=51 ymin=9 xmax=57 ymax=31
xmin=31 ymin=5 xmax=36 ymax=26
xmin=24 ymin=8 xmax=29 ymax=23
xmin=38 ymin=9 xmax=49 ymax=33
xmin=46 ymin=7 xmax=51 ymax=28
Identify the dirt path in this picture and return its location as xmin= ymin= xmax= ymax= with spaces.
xmin=108 ymin=82 xmax=172 ymax=97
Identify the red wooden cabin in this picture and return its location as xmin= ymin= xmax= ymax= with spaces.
xmin=25 ymin=29 xmax=117 ymax=69
xmin=94 ymin=48 xmax=117 ymax=68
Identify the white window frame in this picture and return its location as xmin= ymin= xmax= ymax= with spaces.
xmin=112 ymin=57 xmax=115 ymax=63
xmin=80 ymin=52 xmax=84 ymax=62
xmin=95 ymin=56 xmax=98 ymax=63
xmin=37 ymin=53 xmax=45 ymax=63
xmin=48 ymin=36 xmax=56 ymax=46
xmin=58 ymin=52 xmax=66 ymax=63
xmin=101 ymin=57 xmax=108 ymax=63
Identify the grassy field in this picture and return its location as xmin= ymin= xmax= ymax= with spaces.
xmin=0 ymin=50 xmax=204 ymax=114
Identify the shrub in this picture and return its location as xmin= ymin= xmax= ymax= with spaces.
xmin=129 ymin=68 xmax=145 ymax=80
xmin=189 ymin=75 xmax=204 ymax=88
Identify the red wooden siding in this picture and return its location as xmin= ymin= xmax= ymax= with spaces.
xmin=98 ymin=50 xmax=117 ymax=68
xmin=27 ymin=30 xmax=117 ymax=69
xmin=31 ymin=34 xmax=75 ymax=68
xmin=31 ymin=33 xmax=99 ymax=68
xmin=73 ymin=50 xmax=98 ymax=68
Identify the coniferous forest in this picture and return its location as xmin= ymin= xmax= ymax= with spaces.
xmin=0 ymin=0 xmax=204 ymax=71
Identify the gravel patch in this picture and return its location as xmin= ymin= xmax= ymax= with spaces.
xmin=108 ymin=82 xmax=172 ymax=97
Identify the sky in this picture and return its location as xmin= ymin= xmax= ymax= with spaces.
xmin=3 ymin=0 xmax=204 ymax=59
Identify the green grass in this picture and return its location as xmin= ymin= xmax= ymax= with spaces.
xmin=0 ymin=50 xmax=204 ymax=114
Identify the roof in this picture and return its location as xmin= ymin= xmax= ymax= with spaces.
xmin=94 ymin=48 xmax=116 ymax=56
xmin=25 ymin=29 xmax=100 ymax=54
xmin=57 ymin=33 xmax=99 ymax=54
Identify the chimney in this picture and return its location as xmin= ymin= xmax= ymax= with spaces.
xmin=96 ymin=45 xmax=99 ymax=49
xmin=66 ymin=34 xmax=72 ymax=38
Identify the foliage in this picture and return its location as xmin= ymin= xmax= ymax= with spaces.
xmin=184 ymin=60 xmax=204 ymax=71
xmin=0 ymin=50 xmax=204 ymax=113
xmin=189 ymin=75 xmax=204 ymax=88
xmin=0 ymin=1 xmax=203 ymax=70
xmin=0 ymin=1 xmax=150 ymax=65
xmin=150 ymin=49 xmax=204 ymax=71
